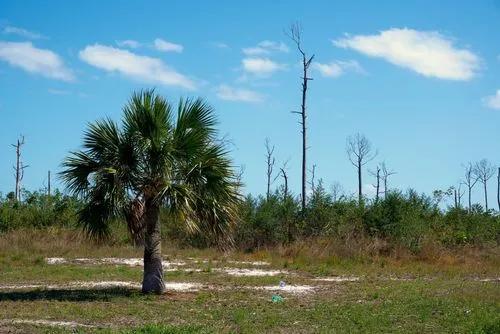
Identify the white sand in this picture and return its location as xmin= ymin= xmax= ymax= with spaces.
xmin=216 ymin=268 xmax=286 ymax=276
xmin=312 ymin=276 xmax=360 ymax=282
xmin=227 ymin=260 xmax=270 ymax=266
xmin=45 ymin=257 xmax=185 ymax=267
xmin=251 ymin=285 xmax=315 ymax=294
xmin=0 ymin=319 xmax=96 ymax=328
xmin=475 ymin=277 xmax=500 ymax=282
xmin=0 ymin=281 xmax=202 ymax=292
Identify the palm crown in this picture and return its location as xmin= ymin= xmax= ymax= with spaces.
xmin=60 ymin=90 xmax=240 ymax=293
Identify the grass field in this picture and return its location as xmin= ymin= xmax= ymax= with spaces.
xmin=0 ymin=229 xmax=499 ymax=333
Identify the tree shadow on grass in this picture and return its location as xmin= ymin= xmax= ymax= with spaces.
xmin=0 ymin=287 xmax=140 ymax=302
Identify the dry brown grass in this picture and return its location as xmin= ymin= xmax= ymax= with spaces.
xmin=0 ymin=227 xmax=498 ymax=277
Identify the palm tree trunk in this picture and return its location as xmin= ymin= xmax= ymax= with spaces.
xmin=142 ymin=198 xmax=165 ymax=294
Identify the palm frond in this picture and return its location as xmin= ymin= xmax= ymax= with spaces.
xmin=60 ymin=151 xmax=99 ymax=196
xmin=173 ymin=98 xmax=217 ymax=160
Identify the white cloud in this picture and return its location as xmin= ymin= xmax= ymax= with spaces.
xmin=3 ymin=26 xmax=44 ymax=39
xmin=211 ymin=42 xmax=230 ymax=49
xmin=79 ymin=44 xmax=195 ymax=90
xmin=48 ymin=88 xmax=70 ymax=95
xmin=333 ymin=28 xmax=480 ymax=80
xmin=0 ymin=41 xmax=74 ymax=81
xmin=313 ymin=60 xmax=363 ymax=78
xmin=116 ymin=40 xmax=141 ymax=49
xmin=242 ymin=57 xmax=286 ymax=76
xmin=482 ymin=90 xmax=500 ymax=110
xmin=216 ymin=84 xmax=263 ymax=103
xmin=154 ymin=38 xmax=183 ymax=53
xmin=242 ymin=40 xmax=289 ymax=56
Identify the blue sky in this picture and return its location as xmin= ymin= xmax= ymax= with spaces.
xmin=0 ymin=0 xmax=499 ymax=207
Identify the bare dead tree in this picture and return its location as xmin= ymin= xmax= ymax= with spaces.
xmin=264 ymin=138 xmax=275 ymax=200
xmin=47 ymin=170 xmax=51 ymax=197
xmin=462 ymin=162 xmax=478 ymax=213
xmin=474 ymin=159 xmax=495 ymax=211
xmin=12 ymin=136 xmax=29 ymax=202
xmin=346 ymin=133 xmax=377 ymax=205
xmin=380 ymin=162 xmax=396 ymax=199
xmin=497 ymin=167 xmax=500 ymax=211
xmin=276 ymin=159 xmax=292 ymax=244
xmin=287 ymin=22 xmax=314 ymax=212
xmin=330 ymin=182 xmax=344 ymax=202
xmin=236 ymin=165 xmax=245 ymax=191
xmin=308 ymin=164 xmax=317 ymax=195
xmin=369 ymin=165 xmax=381 ymax=203
xmin=276 ymin=160 xmax=290 ymax=201
xmin=453 ymin=183 xmax=465 ymax=209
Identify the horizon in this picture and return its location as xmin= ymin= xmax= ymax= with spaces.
xmin=0 ymin=1 xmax=499 ymax=208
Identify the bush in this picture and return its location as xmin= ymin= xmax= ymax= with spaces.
xmin=0 ymin=189 xmax=81 ymax=231
xmin=0 ymin=186 xmax=498 ymax=255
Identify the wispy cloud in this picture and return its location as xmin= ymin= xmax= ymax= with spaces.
xmin=333 ymin=28 xmax=480 ymax=80
xmin=116 ymin=40 xmax=141 ymax=49
xmin=482 ymin=90 xmax=500 ymax=110
xmin=79 ymin=44 xmax=195 ymax=89
xmin=3 ymin=26 xmax=45 ymax=39
xmin=313 ymin=60 xmax=364 ymax=78
xmin=242 ymin=57 xmax=286 ymax=76
xmin=153 ymin=38 xmax=183 ymax=53
xmin=48 ymin=88 xmax=71 ymax=95
xmin=243 ymin=40 xmax=289 ymax=56
xmin=0 ymin=41 xmax=74 ymax=81
xmin=216 ymin=84 xmax=263 ymax=103
xmin=211 ymin=42 xmax=230 ymax=49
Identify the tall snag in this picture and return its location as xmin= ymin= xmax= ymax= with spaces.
xmin=287 ymin=22 xmax=314 ymax=212
xmin=11 ymin=135 xmax=28 ymax=202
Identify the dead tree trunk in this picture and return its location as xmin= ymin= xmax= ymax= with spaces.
xmin=457 ymin=183 xmax=464 ymax=208
xmin=497 ymin=167 xmax=500 ymax=211
xmin=473 ymin=159 xmax=495 ymax=212
xmin=12 ymin=136 xmax=28 ymax=202
xmin=346 ymin=133 xmax=376 ymax=206
xmin=265 ymin=138 xmax=275 ymax=201
xmin=380 ymin=162 xmax=396 ymax=200
xmin=454 ymin=188 xmax=458 ymax=208
xmin=357 ymin=157 xmax=362 ymax=204
xmin=484 ymin=181 xmax=488 ymax=211
xmin=47 ymin=170 xmax=51 ymax=197
xmin=288 ymin=23 xmax=314 ymax=212
xmin=280 ymin=166 xmax=291 ymax=244
xmin=280 ymin=168 xmax=289 ymax=201
xmin=370 ymin=165 xmax=381 ymax=203
xmin=463 ymin=163 xmax=477 ymax=213
xmin=309 ymin=164 xmax=317 ymax=197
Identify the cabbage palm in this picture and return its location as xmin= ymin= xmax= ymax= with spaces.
xmin=61 ymin=90 xmax=240 ymax=293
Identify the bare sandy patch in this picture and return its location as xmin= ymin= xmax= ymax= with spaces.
xmin=251 ymin=285 xmax=315 ymax=294
xmin=0 ymin=319 xmax=96 ymax=329
xmin=227 ymin=260 xmax=270 ymax=266
xmin=0 ymin=281 xmax=203 ymax=292
xmin=312 ymin=276 xmax=360 ymax=282
xmin=475 ymin=277 xmax=500 ymax=282
xmin=216 ymin=268 xmax=287 ymax=276
xmin=165 ymin=268 xmax=203 ymax=272
xmin=45 ymin=257 xmax=185 ymax=267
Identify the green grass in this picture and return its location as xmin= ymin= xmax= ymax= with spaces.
xmin=0 ymin=229 xmax=499 ymax=333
